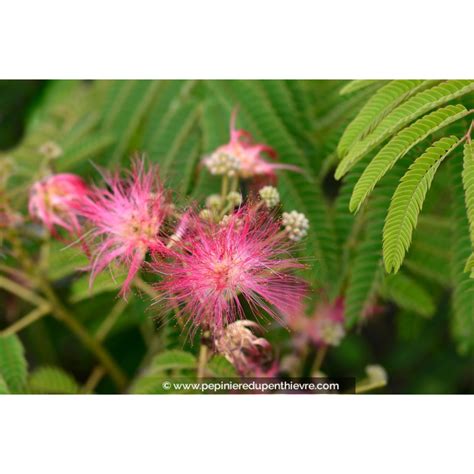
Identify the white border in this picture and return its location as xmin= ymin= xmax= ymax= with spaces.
xmin=1 ymin=395 xmax=472 ymax=473
xmin=1 ymin=1 xmax=473 ymax=78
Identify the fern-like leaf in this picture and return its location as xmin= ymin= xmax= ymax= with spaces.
xmin=28 ymin=366 xmax=80 ymax=394
xmin=339 ymin=80 xmax=384 ymax=96
xmin=382 ymin=273 xmax=436 ymax=317
xmin=450 ymin=154 xmax=474 ymax=354
xmin=383 ymin=136 xmax=460 ymax=273
xmin=349 ymin=105 xmax=469 ymax=212
xmin=462 ymin=142 xmax=474 ymax=274
xmin=0 ymin=335 xmax=28 ymax=393
xmin=338 ymin=80 xmax=432 ymax=157
xmin=336 ymin=80 xmax=474 ymax=178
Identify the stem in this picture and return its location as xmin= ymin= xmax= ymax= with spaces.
xmin=0 ymin=275 xmax=45 ymax=306
xmin=312 ymin=345 xmax=328 ymax=375
xmin=95 ymin=298 xmax=128 ymax=341
xmin=82 ymin=298 xmax=130 ymax=393
xmin=38 ymin=280 xmax=128 ymax=391
xmin=0 ymin=304 xmax=50 ymax=337
xmin=5 ymin=228 xmax=128 ymax=391
xmin=221 ymin=175 xmax=229 ymax=199
xmin=82 ymin=366 xmax=106 ymax=394
xmin=197 ymin=342 xmax=209 ymax=380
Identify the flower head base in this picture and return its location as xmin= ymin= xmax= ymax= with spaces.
xmin=203 ymin=110 xmax=301 ymax=180
xmin=29 ymin=173 xmax=88 ymax=234
xmin=282 ymin=210 xmax=309 ymax=241
xmin=215 ymin=320 xmax=277 ymax=376
xmin=78 ymin=160 xmax=169 ymax=296
xmin=154 ymin=204 xmax=307 ymax=334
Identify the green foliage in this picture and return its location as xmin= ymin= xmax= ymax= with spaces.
xmin=28 ymin=366 xmax=80 ymax=394
xmin=383 ymin=136 xmax=460 ymax=273
xmin=462 ymin=142 xmax=474 ymax=275
xmin=450 ymin=154 xmax=474 ymax=354
xmin=207 ymin=355 xmax=237 ymax=377
xmin=382 ymin=273 xmax=435 ymax=318
xmin=338 ymin=80 xmax=432 ymax=157
xmin=335 ymin=80 xmax=474 ymax=178
xmin=148 ymin=350 xmax=197 ymax=373
xmin=348 ymin=105 xmax=469 ymax=212
xmin=0 ymin=335 xmax=28 ymax=393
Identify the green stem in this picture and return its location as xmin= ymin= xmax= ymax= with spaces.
xmin=0 ymin=304 xmax=50 ymax=337
xmin=0 ymin=275 xmax=45 ymax=306
xmin=197 ymin=341 xmax=209 ymax=380
xmin=312 ymin=345 xmax=328 ymax=375
xmin=38 ymin=279 xmax=128 ymax=391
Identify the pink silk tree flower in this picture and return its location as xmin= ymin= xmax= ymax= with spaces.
xmin=153 ymin=204 xmax=307 ymax=334
xmin=78 ymin=160 xmax=170 ymax=296
xmin=287 ymin=296 xmax=346 ymax=348
xmin=29 ymin=173 xmax=88 ymax=235
xmin=202 ymin=110 xmax=301 ymax=179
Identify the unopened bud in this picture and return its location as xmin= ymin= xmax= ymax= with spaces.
xmin=206 ymin=194 xmax=223 ymax=209
xmin=199 ymin=209 xmax=213 ymax=221
xmin=282 ymin=211 xmax=309 ymax=241
xmin=227 ymin=191 xmax=242 ymax=206
xmin=204 ymin=152 xmax=240 ymax=177
xmin=39 ymin=141 xmax=63 ymax=160
xmin=259 ymin=186 xmax=280 ymax=208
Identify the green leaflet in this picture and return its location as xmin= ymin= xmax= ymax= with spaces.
xmin=383 ymin=136 xmax=460 ymax=273
xmin=338 ymin=80 xmax=432 ymax=157
xmin=102 ymin=80 xmax=161 ymax=165
xmin=349 ymin=105 xmax=469 ymax=213
xmin=339 ymin=80 xmax=384 ymax=96
xmin=462 ymin=142 xmax=474 ymax=274
xmin=382 ymin=273 xmax=436 ymax=318
xmin=0 ymin=335 xmax=28 ymax=393
xmin=28 ymin=366 xmax=80 ymax=394
xmin=449 ymin=154 xmax=474 ymax=355
xmin=335 ymin=80 xmax=474 ymax=178
xmin=344 ymin=162 xmax=405 ymax=328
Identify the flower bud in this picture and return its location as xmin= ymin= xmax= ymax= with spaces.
xmin=199 ymin=209 xmax=213 ymax=221
xmin=206 ymin=194 xmax=223 ymax=210
xmin=366 ymin=365 xmax=387 ymax=384
xmin=38 ymin=141 xmax=63 ymax=160
xmin=282 ymin=210 xmax=309 ymax=241
xmin=259 ymin=186 xmax=280 ymax=208
xmin=227 ymin=191 xmax=242 ymax=206
xmin=204 ymin=152 xmax=240 ymax=177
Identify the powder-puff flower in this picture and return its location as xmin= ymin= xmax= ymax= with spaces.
xmin=78 ymin=160 xmax=170 ymax=296
xmin=203 ymin=110 xmax=301 ymax=179
xmin=215 ymin=320 xmax=278 ymax=377
xmin=288 ymin=297 xmax=346 ymax=348
xmin=29 ymin=173 xmax=88 ymax=235
xmin=153 ymin=204 xmax=307 ymax=334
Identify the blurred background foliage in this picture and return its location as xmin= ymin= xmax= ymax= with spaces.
xmin=0 ymin=80 xmax=472 ymax=394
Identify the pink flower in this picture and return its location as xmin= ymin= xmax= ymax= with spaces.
xmin=203 ymin=110 xmax=301 ymax=179
xmin=288 ymin=296 xmax=346 ymax=348
xmin=153 ymin=204 xmax=307 ymax=333
xmin=29 ymin=173 xmax=88 ymax=235
xmin=78 ymin=160 xmax=170 ymax=296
